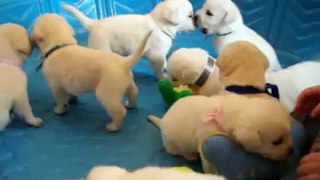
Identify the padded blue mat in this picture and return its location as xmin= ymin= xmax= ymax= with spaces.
xmin=1 ymin=0 xmax=320 ymax=180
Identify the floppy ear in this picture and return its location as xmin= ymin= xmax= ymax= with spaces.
xmin=233 ymin=128 xmax=262 ymax=150
xmin=162 ymin=5 xmax=180 ymax=25
xmin=31 ymin=28 xmax=44 ymax=44
xmin=216 ymin=53 xmax=237 ymax=77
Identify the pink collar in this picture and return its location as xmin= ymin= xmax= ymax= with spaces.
xmin=0 ymin=58 xmax=22 ymax=68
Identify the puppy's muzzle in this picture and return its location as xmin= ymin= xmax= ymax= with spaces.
xmin=193 ymin=15 xmax=200 ymax=28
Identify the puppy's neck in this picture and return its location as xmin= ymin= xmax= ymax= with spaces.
xmin=148 ymin=15 xmax=177 ymax=39
xmin=216 ymin=18 xmax=244 ymax=37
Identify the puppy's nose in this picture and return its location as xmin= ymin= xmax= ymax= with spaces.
xmin=193 ymin=15 xmax=199 ymax=27
xmin=288 ymin=147 xmax=294 ymax=155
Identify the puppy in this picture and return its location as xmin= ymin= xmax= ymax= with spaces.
xmin=148 ymin=42 xmax=292 ymax=173
xmin=0 ymin=23 xmax=43 ymax=130
xmin=168 ymin=48 xmax=320 ymax=112
xmin=195 ymin=0 xmax=281 ymax=72
xmin=63 ymin=0 xmax=195 ymax=79
xmin=167 ymin=48 xmax=223 ymax=96
xmin=32 ymin=14 xmax=150 ymax=132
xmin=86 ymin=166 xmax=226 ymax=180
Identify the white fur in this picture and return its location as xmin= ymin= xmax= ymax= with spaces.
xmin=63 ymin=0 xmax=195 ymax=79
xmin=196 ymin=0 xmax=281 ymax=72
xmin=86 ymin=166 xmax=226 ymax=180
xmin=167 ymin=48 xmax=223 ymax=96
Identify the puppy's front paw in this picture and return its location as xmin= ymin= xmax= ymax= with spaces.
xmin=28 ymin=117 xmax=43 ymax=127
xmin=54 ymin=105 xmax=68 ymax=115
xmin=125 ymin=101 xmax=136 ymax=110
xmin=105 ymin=123 xmax=121 ymax=132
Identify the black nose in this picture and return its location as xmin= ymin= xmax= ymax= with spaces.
xmin=200 ymin=28 xmax=208 ymax=34
xmin=193 ymin=15 xmax=199 ymax=27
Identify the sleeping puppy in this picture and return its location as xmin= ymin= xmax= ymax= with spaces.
xmin=63 ymin=0 xmax=195 ymax=79
xmin=32 ymin=14 xmax=150 ymax=132
xmin=195 ymin=0 xmax=281 ymax=72
xmin=167 ymin=48 xmax=223 ymax=96
xmin=148 ymin=41 xmax=292 ymax=173
xmin=0 ymin=23 xmax=43 ymax=130
xmin=168 ymin=48 xmax=320 ymax=112
xmin=86 ymin=166 xmax=226 ymax=180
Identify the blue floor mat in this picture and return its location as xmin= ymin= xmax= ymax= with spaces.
xmin=0 ymin=58 xmax=203 ymax=180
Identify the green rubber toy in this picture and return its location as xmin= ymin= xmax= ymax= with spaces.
xmin=158 ymin=79 xmax=193 ymax=107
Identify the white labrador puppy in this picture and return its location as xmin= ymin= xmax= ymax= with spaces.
xmin=63 ymin=0 xmax=196 ymax=79
xmin=86 ymin=166 xmax=226 ymax=180
xmin=0 ymin=23 xmax=43 ymax=130
xmin=167 ymin=48 xmax=223 ymax=96
xmin=195 ymin=0 xmax=281 ymax=72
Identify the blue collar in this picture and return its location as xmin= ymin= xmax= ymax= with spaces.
xmin=225 ymin=83 xmax=280 ymax=99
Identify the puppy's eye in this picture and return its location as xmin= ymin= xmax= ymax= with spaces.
xmin=272 ymin=137 xmax=283 ymax=146
xmin=206 ymin=10 xmax=213 ymax=16
xmin=188 ymin=14 xmax=193 ymax=18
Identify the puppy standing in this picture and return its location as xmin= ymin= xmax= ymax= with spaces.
xmin=63 ymin=0 xmax=195 ymax=79
xmin=195 ymin=0 xmax=281 ymax=71
xmin=0 ymin=23 xmax=43 ymax=130
xmin=167 ymin=48 xmax=223 ymax=96
xmin=148 ymin=42 xmax=292 ymax=173
xmin=32 ymin=14 xmax=150 ymax=132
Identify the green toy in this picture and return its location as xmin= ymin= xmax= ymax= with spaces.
xmin=158 ymin=79 xmax=193 ymax=107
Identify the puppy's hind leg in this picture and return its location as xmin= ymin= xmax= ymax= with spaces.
xmin=96 ymin=84 xmax=127 ymax=132
xmin=125 ymin=79 xmax=138 ymax=110
xmin=50 ymin=85 xmax=70 ymax=115
xmin=0 ymin=108 xmax=11 ymax=131
xmin=13 ymin=91 xmax=43 ymax=127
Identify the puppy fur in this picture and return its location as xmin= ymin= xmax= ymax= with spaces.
xmin=32 ymin=14 xmax=150 ymax=132
xmin=0 ymin=23 xmax=43 ymax=130
xmin=63 ymin=0 xmax=195 ymax=79
xmin=168 ymin=48 xmax=320 ymax=112
xmin=148 ymin=42 xmax=292 ymax=173
xmin=196 ymin=0 xmax=281 ymax=72
xmin=167 ymin=48 xmax=223 ymax=96
xmin=86 ymin=166 xmax=226 ymax=180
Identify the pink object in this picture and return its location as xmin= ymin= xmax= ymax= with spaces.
xmin=0 ymin=58 xmax=22 ymax=68
xmin=204 ymin=103 xmax=225 ymax=132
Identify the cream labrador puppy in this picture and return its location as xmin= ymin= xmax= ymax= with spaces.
xmin=167 ymin=48 xmax=223 ymax=96
xmin=195 ymin=0 xmax=281 ymax=72
xmin=86 ymin=166 xmax=226 ymax=180
xmin=32 ymin=14 xmax=151 ymax=132
xmin=167 ymin=48 xmax=320 ymax=112
xmin=63 ymin=0 xmax=195 ymax=79
xmin=0 ymin=23 xmax=43 ymax=130
xmin=148 ymin=42 xmax=292 ymax=173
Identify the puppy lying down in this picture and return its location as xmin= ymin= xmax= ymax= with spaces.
xmin=149 ymin=41 xmax=292 ymax=173
xmin=86 ymin=166 xmax=226 ymax=180
xmin=32 ymin=14 xmax=150 ymax=132
xmin=0 ymin=23 xmax=43 ymax=130
xmin=167 ymin=48 xmax=320 ymax=112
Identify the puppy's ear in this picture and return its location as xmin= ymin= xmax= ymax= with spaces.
xmin=233 ymin=128 xmax=262 ymax=150
xmin=216 ymin=53 xmax=237 ymax=77
xmin=162 ymin=5 xmax=180 ymax=26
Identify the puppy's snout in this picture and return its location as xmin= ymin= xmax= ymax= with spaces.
xmin=288 ymin=147 xmax=294 ymax=155
xmin=193 ymin=15 xmax=199 ymax=28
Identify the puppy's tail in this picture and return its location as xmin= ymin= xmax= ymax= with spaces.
xmin=148 ymin=115 xmax=162 ymax=128
xmin=63 ymin=5 xmax=95 ymax=31
xmin=124 ymin=31 xmax=152 ymax=70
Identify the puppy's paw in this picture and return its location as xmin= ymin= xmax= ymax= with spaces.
xmin=54 ymin=105 xmax=68 ymax=115
xmin=105 ymin=123 xmax=121 ymax=132
xmin=182 ymin=153 xmax=199 ymax=161
xmin=125 ymin=101 xmax=136 ymax=110
xmin=29 ymin=117 xmax=43 ymax=127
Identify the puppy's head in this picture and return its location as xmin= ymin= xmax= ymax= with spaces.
xmin=216 ymin=41 xmax=268 ymax=89
xmin=0 ymin=23 xmax=32 ymax=61
xmin=86 ymin=166 xmax=127 ymax=180
xmin=153 ymin=0 xmax=195 ymax=32
xmin=168 ymin=48 xmax=209 ymax=85
xmin=194 ymin=0 xmax=241 ymax=34
xmin=32 ymin=14 xmax=76 ymax=53
xmin=224 ymin=95 xmax=292 ymax=160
